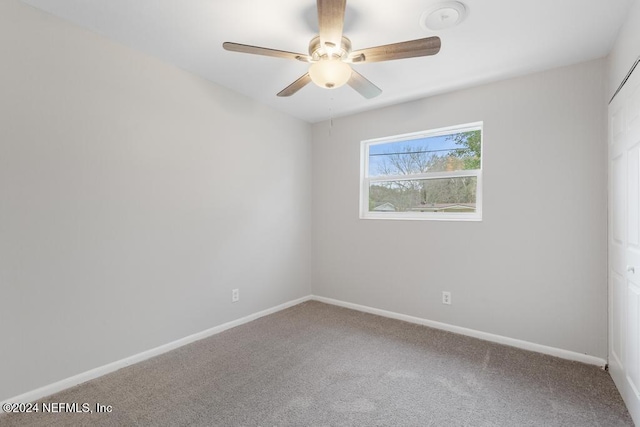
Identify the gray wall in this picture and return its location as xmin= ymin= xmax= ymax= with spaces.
xmin=607 ymin=0 xmax=640 ymax=99
xmin=0 ymin=0 xmax=311 ymax=401
xmin=311 ymin=59 xmax=608 ymax=358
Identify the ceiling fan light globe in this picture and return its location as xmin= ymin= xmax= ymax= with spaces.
xmin=309 ymin=59 xmax=352 ymax=90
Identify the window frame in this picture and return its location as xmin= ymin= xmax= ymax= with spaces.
xmin=359 ymin=122 xmax=483 ymax=221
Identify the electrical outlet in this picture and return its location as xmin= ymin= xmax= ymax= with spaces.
xmin=442 ymin=291 xmax=452 ymax=305
xmin=232 ymin=289 xmax=239 ymax=303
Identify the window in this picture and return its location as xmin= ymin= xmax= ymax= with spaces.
xmin=360 ymin=122 xmax=482 ymax=221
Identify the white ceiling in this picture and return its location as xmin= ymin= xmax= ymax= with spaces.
xmin=21 ymin=0 xmax=635 ymax=123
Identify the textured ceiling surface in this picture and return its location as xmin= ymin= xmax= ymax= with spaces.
xmin=21 ymin=0 xmax=635 ymax=122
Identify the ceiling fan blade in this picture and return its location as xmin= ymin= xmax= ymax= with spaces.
xmin=277 ymin=73 xmax=312 ymax=97
xmin=348 ymin=70 xmax=382 ymax=99
xmin=223 ymin=42 xmax=310 ymax=62
xmin=317 ymin=0 xmax=346 ymax=50
xmin=350 ymin=36 xmax=441 ymax=63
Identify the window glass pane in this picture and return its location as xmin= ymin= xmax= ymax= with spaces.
xmin=369 ymin=177 xmax=477 ymax=213
xmin=368 ymin=130 xmax=481 ymax=177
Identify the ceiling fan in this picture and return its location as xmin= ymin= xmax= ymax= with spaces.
xmin=223 ymin=0 xmax=441 ymax=98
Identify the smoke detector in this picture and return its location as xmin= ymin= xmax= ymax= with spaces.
xmin=420 ymin=1 xmax=467 ymax=31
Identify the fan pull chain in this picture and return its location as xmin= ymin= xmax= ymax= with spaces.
xmin=329 ymin=97 xmax=334 ymax=134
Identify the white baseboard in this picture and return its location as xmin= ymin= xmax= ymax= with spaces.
xmin=1 ymin=295 xmax=312 ymax=406
xmin=3 ymin=293 xmax=606 ymax=407
xmin=311 ymin=295 xmax=607 ymax=368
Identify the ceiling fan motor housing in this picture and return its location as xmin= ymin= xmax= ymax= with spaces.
xmin=309 ymin=35 xmax=352 ymax=61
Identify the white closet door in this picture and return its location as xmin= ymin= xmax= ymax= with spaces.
xmin=609 ymin=64 xmax=640 ymax=425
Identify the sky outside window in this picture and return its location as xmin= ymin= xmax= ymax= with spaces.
xmin=368 ymin=135 xmax=462 ymax=177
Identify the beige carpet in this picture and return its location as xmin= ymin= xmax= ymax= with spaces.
xmin=2 ymin=301 xmax=633 ymax=426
